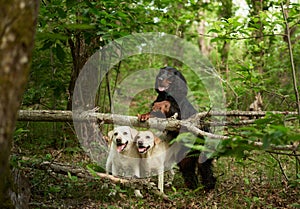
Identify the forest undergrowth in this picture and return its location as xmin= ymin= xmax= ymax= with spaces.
xmin=13 ymin=122 xmax=299 ymax=209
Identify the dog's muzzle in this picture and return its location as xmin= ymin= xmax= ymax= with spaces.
xmin=116 ymin=139 xmax=128 ymax=153
xmin=137 ymin=141 xmax=150 ymax=154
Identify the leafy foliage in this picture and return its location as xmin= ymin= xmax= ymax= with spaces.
xmin=17 ymin=1 xmax=300 ymax=206
xmin=217 ymin=113 xmax=300 ymax=158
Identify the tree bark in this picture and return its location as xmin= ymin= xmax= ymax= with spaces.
xmin=218 ymin=0 xmax=233 ymax=74
xmin=197 ymin=10 xmax=212 ymax=57
xmin=0 ymin=0 xmax=39 ymax=207
xmin=17 ymin=109 xmax=299 ymax=141
xmin=17 ymin=109 xmax=299 ymax=122
xmin=280 ymin=3 xmax=300 ymax=118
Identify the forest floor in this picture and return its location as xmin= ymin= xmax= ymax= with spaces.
xmin=11 ymin=121 xmax=299 ymax=209
xmin=13 ymin=143 xmax=299 ymax=209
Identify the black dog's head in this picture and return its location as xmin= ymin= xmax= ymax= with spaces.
xmin=155 ymin=67 xmax=188 ymax=100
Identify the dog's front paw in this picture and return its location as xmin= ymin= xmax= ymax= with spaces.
xmin=134 ymin=189 xmax=143 ymax=198
xmin=108 ymin=189 xmax=117 ymax=196
xmin=137 ymin=113 xmax=150 ymax=121
xmin=170 ymin=112 xmax=178 ymax=120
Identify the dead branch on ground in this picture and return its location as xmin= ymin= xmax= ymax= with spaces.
xmin=35 ymin=161 xmax=170 ymax=201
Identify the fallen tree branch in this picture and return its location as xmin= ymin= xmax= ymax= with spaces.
xmin=17 ymin=110 xmax=299 ymax=122
xmin=205 ymin=119 xmax=256 ymax=127
xmin=17 ymin=110 xmax=228 ymax=139
xmin=253 ymin=142 xmax=299 ymax=151
xmin=17 ymin=110 xmax=300 ymax=150
xmin=36 ymin=161 xmax=170 ymax=201
xmin=18 ymin=110 xmax=73 ymax=122
xmin=192 ymin=110 xmax=298 ymax=119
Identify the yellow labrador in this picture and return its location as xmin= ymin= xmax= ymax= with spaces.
xmin=135 ymin=130 xmax=169 ymax=193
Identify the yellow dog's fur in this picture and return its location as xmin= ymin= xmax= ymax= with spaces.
xmin=135 ymin=130 xmax=169 ymax=193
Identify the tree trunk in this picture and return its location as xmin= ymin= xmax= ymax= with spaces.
xmin=197 ymin=9 xmax=212 ymax=57
xmin=0 ymin=0 xmax=39 ymax=208
xmin=218 ymin=0 xmax=233 ymax=74
xmin=248 ymin=0 xmax=270 ymax=74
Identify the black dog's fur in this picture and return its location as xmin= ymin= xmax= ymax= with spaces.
xmin=139 ymin=66 xmax=216 ymax=190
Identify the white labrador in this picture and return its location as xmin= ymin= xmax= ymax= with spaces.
xmin=106 ymin=126 xmax=142 ymax=197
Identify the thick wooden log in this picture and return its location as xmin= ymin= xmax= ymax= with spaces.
xmin=17 ymin=110 xmax=298 ymax=122
xmin=17 ymin=110 xmax=226 ymax=139
xmin=18 ymin=110 xmax=73 ymax=122
xmin=16 ymin=110 xmax=300 ymax=150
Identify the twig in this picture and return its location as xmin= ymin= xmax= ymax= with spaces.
xmin=192 ymin=110 xmax=298 ymax=118
xmin=214 ymin=185 xmax=235 ymax=198
xmin=253 ymin=142 xmax=299 ymax=151
xmin=266 ymin=150 xmax=300 ymax=157
xmin=293 ymin=150 xmax=300 ymax=176
xmin=205 ymin=119 xmax=256 ymax=126
xmin=269 ymin=153 xmax=289 ymax=182
xmin=197 ymin=32 xmax=285 ymax=40
xmin=281 ymin=3 xmax=300 ymax=118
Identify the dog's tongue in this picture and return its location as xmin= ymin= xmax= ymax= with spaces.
xmin=158 ymin=87 xmax=166 ymax=92
xmin=117 ymin=144 xmax=126 ymax=152
xmin=138 ymin=147 xmax=147 ymax=153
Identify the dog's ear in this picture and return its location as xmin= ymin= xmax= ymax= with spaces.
xmin=103 ymin=136 xmax=111 ymax=146
xmin=154 ymin=136 xmax=161 ymax=145
xmin=129 ymin=127 xmax=138 ymax=139
xmin=108 ymin=131 xmax=113 ymax=140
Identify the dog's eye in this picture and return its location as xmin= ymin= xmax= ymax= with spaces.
xmin=123 ymin=132 xmax=128 ymax=135
xmin=146 ymin=136 xmax=150 ymax=139
xmin=136 ymin=136 xmax=140 ymax=139
xmin=113 ymin=132 xmax=118 ymax=136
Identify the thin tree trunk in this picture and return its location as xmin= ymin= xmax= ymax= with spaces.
xmin=0 ymin=0 xmax=39 ymax=207
xmin=197 ymin=10 xmax=211 ymax=57
xmin=281 ymin=3 xmax=300 ymax=117
xmin=250 ymin=0 xmax=264 ymax=74
xmin=219 ymin=0 xmax=233 ymax=74
xmin=67 ymin=34 xmax=84 ymax=110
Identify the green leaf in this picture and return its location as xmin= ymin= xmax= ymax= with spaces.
xmin=100 ymin=19 xmax=106 ymax=25
xmin=66 ymin=0 xmax=77 ymax=9
xmin=65 ymin=23 xmax=96 ymax=30
xmin=210 ymin=37 xmax=221 ymax=43
xmin=208 ymin=28 xmax=220 ymax=33
xmin=87 ymin=165 xmax=99 ymax=178
xmin=36 ymin=32 xmax=69 ymax=41
xmin=49 ymin=185 xmax=61 ymax=193
xmin=56 ymin=7 xmax=66 ymax=19
xmin=54 ymin=44 xmax=66 ymax=63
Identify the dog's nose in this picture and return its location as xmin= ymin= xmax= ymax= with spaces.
xmin=137 ymin=141 xmax=143 ymax=146
xmin=116 ymin=138 xmax=121 ymax=143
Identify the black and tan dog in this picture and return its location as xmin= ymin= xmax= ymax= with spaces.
xmin=138 ymin=66 xmax=216 ymax=190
